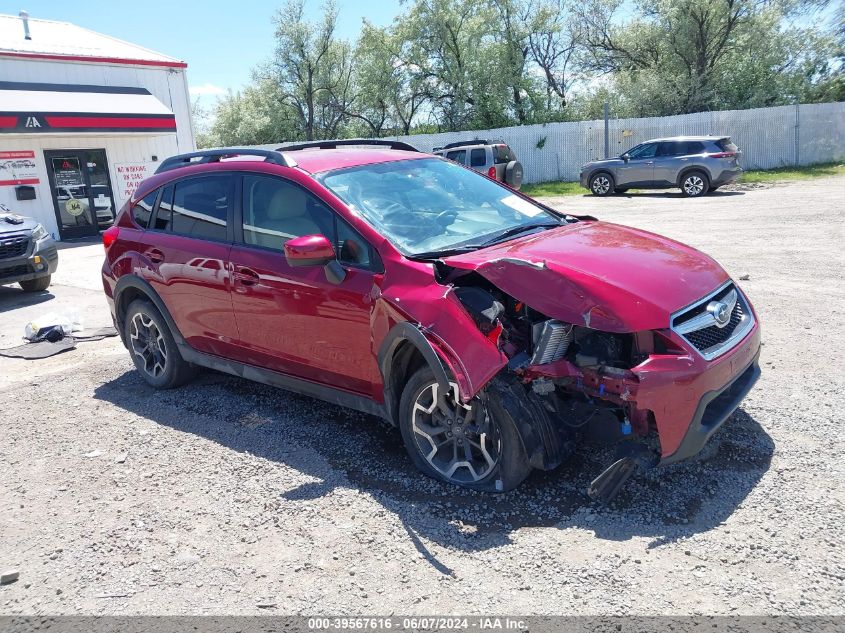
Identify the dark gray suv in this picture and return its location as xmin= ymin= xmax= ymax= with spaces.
xmin=580 ymin=136 xmax=743 ymax=197
xmin=0 ymin=204 xmax=58 ymax=292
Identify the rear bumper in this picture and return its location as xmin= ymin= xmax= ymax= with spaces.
xmin=0 ymin=237 xmax=58 ymax=285
xmin=712 ymin=167 xmax=743 ymax=187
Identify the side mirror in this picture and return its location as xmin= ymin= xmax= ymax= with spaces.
xmin=284 ymin=234 xmax=335 ymax=267
xmin=621 ymin=153 xmax=630 ymax=162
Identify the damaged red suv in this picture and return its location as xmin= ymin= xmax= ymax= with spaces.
xmin=101 ymin=140 xmax=761 ymax=501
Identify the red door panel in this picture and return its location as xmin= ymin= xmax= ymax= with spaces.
xmin=228 ymin=244 xmax=380 ymax=395
xmin=140 ymin=230 xmax=239 ymax=357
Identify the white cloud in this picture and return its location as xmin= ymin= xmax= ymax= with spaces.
xmin=189 ymin=83 xmax=228 ymax=97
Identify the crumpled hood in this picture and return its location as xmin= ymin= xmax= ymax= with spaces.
xmin=442 ymin=221 xmax=729 ymax=332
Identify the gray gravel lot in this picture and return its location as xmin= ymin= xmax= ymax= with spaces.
xmin=0 ymin=177 xmax=843 ymax=615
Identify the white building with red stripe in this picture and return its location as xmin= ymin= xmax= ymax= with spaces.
xmin=0 ymin=11 xmax=194 ymax=240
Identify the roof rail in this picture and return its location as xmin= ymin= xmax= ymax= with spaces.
xmin=154 ymin=148 xmax=295 ymax=174
xmin=277 ymin=138 xmax=419 ymax=153
xmin=438 ymin=139 xmax=506 ymax=151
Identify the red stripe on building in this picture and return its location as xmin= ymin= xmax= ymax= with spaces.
xmin=0 ymin=51 xmax=187 ymax=69
xmin=0 ymin=116 xmax=18 ymax=128
xmin=45 ymin=116 xmax=177 ymax=129
xmin=0 ymin=178 xmax=40 ymax=186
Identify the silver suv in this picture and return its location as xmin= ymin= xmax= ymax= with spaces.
xmin=434 ymin=139 xmax=524 ymax=189
xmin=580 ymin=136 xmax=743 ymax=197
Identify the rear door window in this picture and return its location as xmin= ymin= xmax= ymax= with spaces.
xmin=445 ymin=150 xmax=466 ymax=164
xmin=681 ymin=141 xmax=705 ymax=154
xmin=470 ymin=148 xmax=487 ymax=167
xmin=132 ymin=189 xmax=158 ymax=228
xmin=657 ymin=142 xmax=678 ymax=157
xmin=171 ymin=176 xmax=231 ymax=241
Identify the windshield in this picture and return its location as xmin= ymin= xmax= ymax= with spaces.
xmin=319 ymin=157 xmax=562 ymax=256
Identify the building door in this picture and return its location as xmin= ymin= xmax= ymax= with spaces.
xmin=44 ymin=149 xmax=116 ymax=240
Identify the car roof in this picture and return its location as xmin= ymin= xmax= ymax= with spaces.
xmin=134 ymin=147 xmax=431 ymax=201
xmin=644 ymin=135 xmax=728 ymax=143
xmin=287 ymin=148 xmax=427 ymax=174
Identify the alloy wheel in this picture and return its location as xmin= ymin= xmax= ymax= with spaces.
xmin=411 ymin=381 xmax=501 ymax=484
xmin=591 ymin=175 xmax=611 ymax=195
xmin=129 ymin=313 xmax=168 ymax=378
xmin=683 ymin=175 xmax=705 ymax=196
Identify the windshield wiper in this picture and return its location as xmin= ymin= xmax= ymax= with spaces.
xmin=411 ymin=245 xmax=484 ymax=259
xmin=478 ymin=221 xmax=561 ymax=247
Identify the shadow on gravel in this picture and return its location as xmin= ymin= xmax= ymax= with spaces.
xmin=94 ymin=370 xmax=774 ymax=570
xmin=616 ymin=191 xmax=745 ymax=199
xmin=0 ymin=285 xmax=55 ymax=311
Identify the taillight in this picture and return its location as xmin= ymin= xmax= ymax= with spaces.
xmin=103 ymin=225 xmax=120 ymax=250
xmin=709 ymin=152 xmax=736 ymax=159
xmin=487 ymin=166 xmax=497 ymax=179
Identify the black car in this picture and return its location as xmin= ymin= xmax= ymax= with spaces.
xmin=0 ymin=204 xmax=58 ymax=292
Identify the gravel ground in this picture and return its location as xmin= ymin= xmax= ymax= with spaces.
xmin=0 ymin=177 xmax=843 ymax=615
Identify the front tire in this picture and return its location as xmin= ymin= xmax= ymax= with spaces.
xmin=124 ymin=299 xmax=196 ymax=389
xmin=589 ymin=172 xmax=614 ymax=196
xmin=19 ymin=275 xmax=51 ymax=292
xmin=680 ymin=171 xmax=710 ymax=197
xmin=398 ymin=367 xmax=531 ymax=492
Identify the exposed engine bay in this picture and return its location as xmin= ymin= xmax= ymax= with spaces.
xmin=446 ymin=269 xmax=660 ymax=501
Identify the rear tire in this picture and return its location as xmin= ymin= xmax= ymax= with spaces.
xmin=398 ymin=367 xmax=531 ymax=492
xmin=680 ymin=170 xmax=710 ymax=197
xmin=124 ymin=299 xmax=196 ymax=389
xmin=19 ymin=275 xmax=51 ymax=292
xmin=589 ymin=172 xmax=614 ymax=196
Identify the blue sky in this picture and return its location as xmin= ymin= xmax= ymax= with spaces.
xmin=12 ymin=0 xmax=404 ymax=102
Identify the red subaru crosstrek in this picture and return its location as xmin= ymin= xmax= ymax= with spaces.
xmin=101 ymin=140 xmax=761 ymax=501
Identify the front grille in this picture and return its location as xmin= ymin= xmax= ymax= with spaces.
xmin=685 ymin=301 xmax=744 ymax=350
xmin=0 ymin=264 xmax=28 ymax=279
xmin=0 ymin=235 xmax=29 ymax=260
xmin=671 ymin=282 xmax=754 ymax=360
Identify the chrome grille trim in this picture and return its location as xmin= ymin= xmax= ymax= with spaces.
xmin=670 ymin=281 xmax=755 ymax=361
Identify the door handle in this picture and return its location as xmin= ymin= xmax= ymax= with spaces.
xmin=146 ymin=248 xmax=164 ymax=263
xmin=233 ymin=267 xmax=260 ymax=286
xmin=646 ymin=161 xmax=654 ymax=165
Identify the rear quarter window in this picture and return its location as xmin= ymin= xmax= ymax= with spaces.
xmin=717 ymin=138 xmax=739 ymax=152
xmin=470 ymin=148 xmax=487 ymax=167
xmin=494 ymin=145 xmax=514 ymax=163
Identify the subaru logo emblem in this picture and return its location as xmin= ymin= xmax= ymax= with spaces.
xmin=707 ymin=300 xmax=731 ymax=328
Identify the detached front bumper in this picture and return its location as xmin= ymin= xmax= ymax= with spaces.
xmin=0 ymin=236 xmax=58 ymax=286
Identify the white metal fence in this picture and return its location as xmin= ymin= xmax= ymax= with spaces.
xmin=389 ymin=101 xmax=845 ymax=184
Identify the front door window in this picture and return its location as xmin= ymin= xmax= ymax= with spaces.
xmin=45 ymin=149 xmax=116 ymax=240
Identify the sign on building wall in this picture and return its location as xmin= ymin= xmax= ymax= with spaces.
xmin=0 ymin=151 xmax=40 ymax=186
xmin=114 ymin=162 xmax=154 ymax=201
